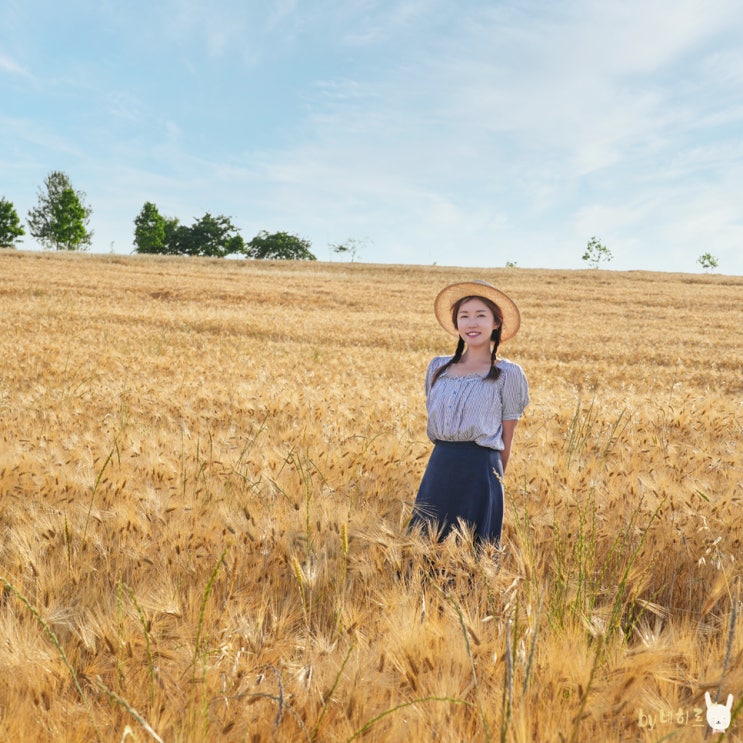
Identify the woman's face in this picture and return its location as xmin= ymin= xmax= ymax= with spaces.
xmin=455 ymin=297 xmax=500 ymax=347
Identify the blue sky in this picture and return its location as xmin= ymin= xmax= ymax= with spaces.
xmin=2 ymin=0 xmax=742 ymax=273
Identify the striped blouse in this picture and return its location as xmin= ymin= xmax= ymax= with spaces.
xmin=424 ymin=355 xmax=530 ymax=451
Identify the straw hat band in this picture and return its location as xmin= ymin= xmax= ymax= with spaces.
xmin=433 ymin=280 xmax=521 ymax=341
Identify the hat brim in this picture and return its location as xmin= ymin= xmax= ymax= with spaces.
xmin=434 ymin=281 xmax=521 ymax=342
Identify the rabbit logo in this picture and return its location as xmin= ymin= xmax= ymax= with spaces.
xmin=705 ymin=692 xmax=733 ymax=734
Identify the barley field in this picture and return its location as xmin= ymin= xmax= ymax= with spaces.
xmin=0 ymin=249 xmax=741 ymax=742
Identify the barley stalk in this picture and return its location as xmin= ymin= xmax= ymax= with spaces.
xmin=95 ymin=680 xmax=164 ymax=743
xmin=0 ymin=576 xmax=103 ymax=742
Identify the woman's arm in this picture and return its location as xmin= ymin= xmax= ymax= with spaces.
xmin=501 ymin=419 xmax=519 ymax=473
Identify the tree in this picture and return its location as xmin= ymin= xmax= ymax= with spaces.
xmin=27 ymin=171 xmax=93 ymax=250
xmin=582 ymin=236 xmax=613 ymax=268
xmin=697 ymin=252 xmax=718 ymax=272
xmin=330 ymin=238 xmax=364 ymax=262
xmin=134 ymin=205 xmax=245 ymax=257
xmin=163 ymin=217 xmax=187 ymax=255
xmin=246 ymin=231 xmax=316 ymax=260
xmin=133 ymin=201 xmax=166 ymax=254
xmin=53 ymin=189 xmax=89 ymax=250
xmin=185 ymin=213 xmax=245 ymax=257
xmin=0 ymin=197 xmax=25 ymax=248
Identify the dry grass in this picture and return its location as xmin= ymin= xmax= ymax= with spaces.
xmin=0 ymin=249 xmax=741 ymax=742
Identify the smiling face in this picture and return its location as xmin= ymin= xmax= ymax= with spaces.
xmin=453 ymin=296 xmax=502 ymax=348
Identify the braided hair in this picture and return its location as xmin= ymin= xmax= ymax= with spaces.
xmin=431 ymin=295 xmax=503 ymax=387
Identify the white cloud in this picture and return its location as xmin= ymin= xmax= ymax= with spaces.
xmin=0 ymin=51 xmax=31 ymax=78
xmin=2 ymin=0 xmax=742 ymax=274
xmin=0 ymin=115 xmax=82 ymax=157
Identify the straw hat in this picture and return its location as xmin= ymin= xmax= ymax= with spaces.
xmin=434 ymin=280 xmax=521 ymax=342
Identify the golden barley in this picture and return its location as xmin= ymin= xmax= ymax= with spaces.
xmin=0 ymin=250 xmax=741 ymax=741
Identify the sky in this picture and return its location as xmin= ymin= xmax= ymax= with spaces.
xmin=2 ymin=0 xmax=743 ymax=274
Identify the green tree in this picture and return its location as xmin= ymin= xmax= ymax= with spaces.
xmin=185 ymin=213 xmax=245 ymax=257
xmin=134 ymin=206 xmax=245 ymax=257
xmin=53 ymin=189 xmax=89 ymax=250
xmin=162 ymin=217 xmax=185 ymax=255
xmin=582 ymin=236 xmax=613 ymax=268
xmin=0 ymin=197 xmax=25 ymax=248
xmin=133 ymin=201 xmax=167 ymax=254
xmin=697 ymin=252 xmax=718 ymax=272
xmin=27 ymin=171 xmax=93 ymax=251
xmin=247 ymin=231 xmax=316 ymax=260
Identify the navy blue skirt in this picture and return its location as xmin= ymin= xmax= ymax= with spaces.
xmin=409 ymin=440 xmax=504 ymax=544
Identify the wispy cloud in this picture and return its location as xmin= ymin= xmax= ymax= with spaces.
xmin=0 ymin=115 xmax=83 ymax=158
xmin=2 ymin=0 xmax=742 ymax=272
xmin=0 ymin=51 xmax=32 ymax=79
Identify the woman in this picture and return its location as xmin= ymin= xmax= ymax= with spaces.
xmin=409 ymin=280 xmax=529 ymax=545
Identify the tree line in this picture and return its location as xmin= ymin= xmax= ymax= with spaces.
xmin=132 ymin=201 xmax=316 ymax=259
xmin=1 ymin=170 xmax=721 ymax=270
xmin=0 ymin=170 xmax=320 ymax=260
